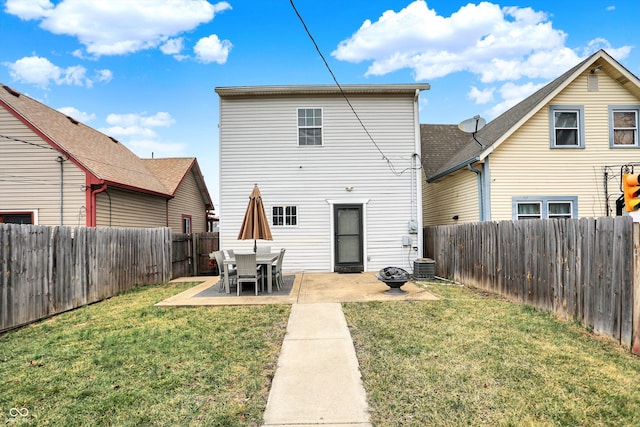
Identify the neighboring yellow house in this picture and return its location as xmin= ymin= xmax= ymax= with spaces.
xmin=422 ymin=49 xmax=640 ymax=226
xmin=0 ymin=84 xmax=213 ymax=232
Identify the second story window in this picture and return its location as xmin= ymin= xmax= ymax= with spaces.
xmin=610 ymin=107 xmax=639 ymax=147
xmin=298 ymin=108 xmax=322 ymax=146
xmin=550 ymin=106 xmax=584 ymax=148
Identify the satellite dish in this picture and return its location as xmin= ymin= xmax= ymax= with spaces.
xmin=458 ymin=115 xmax=486 ymax=148
xmin=458 ymin=115 xmax=486 ymax=133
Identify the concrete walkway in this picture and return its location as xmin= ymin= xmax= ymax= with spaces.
xmin=157 ymin=272 xmax=438 ymax=426
xmin=262 ymin=303 xmax=371 ymax=426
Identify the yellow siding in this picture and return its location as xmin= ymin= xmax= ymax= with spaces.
xmin=489 ymin=69 xmax=640 ymax=220
xmin=0 ymin=108 xmax=87 ymax=225
xmin=96 ymin=188 xmax=166 ymax=228
xmin=167 ymin=169 xmax=207 ymax=232
xmin=423 ymin=167 xmax=480 ymax=225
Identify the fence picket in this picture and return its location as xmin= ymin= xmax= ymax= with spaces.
xmin=425 ymin=217 xmax=638 ymax=350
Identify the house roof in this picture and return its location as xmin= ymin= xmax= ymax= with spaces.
xmin=1 ymin=84 xmax=185 ymax=198
xmin=215 ymin=83 xmax=431 ymax=98
xmin=141 ymin=157 xmax=213 ymax=208
xmin=420 ymin=124 xmax=470 ymax=177
xmin=423 ymin=49 xmax=640 ymax=182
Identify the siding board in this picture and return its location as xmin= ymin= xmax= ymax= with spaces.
xmin=219 ymin=92 xmax=422 ymax=272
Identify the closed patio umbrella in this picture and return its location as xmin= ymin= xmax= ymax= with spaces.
xmin=238 ymin=184 xmax=273 ymax=252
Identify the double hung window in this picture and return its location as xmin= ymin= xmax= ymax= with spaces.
xmin=609 ymin=107 xmax=639 ymax=147
xmin=550 ymin=106 xmax=584 ymax=148
xmin=298 ymin=108 xmax=322 ymax=146
xmin=513 ymin=197 xmax=576 ymax=220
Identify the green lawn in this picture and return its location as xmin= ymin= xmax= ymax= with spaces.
xmin=343 ymin=281 xmax=640 ymax=426
xmin=0 ymin=282 xmax=290 ymax=426
xmin=2 ymin=280 xmax=639 ymax=426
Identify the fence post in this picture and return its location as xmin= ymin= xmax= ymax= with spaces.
xmin=632 ymin=223 xmax=640 ymax=355
xmin=191 ymin=233 xmax=198 ymax=276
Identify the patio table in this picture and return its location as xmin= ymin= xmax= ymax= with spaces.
xmin=222 ymin=252 xmax=280 ymax=294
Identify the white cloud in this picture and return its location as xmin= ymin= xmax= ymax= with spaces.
xmin=194 ymin=34 xmax=232 ymax=64
xmin=95 ymin=69 xmax=113 ymax=83
xmin=485 ymin=81 xmax=546 ymax=118
xmin=106 ymin=112 xmax=175 ymax=128
xmin=4 ymin=0 xmax=53 ymax=20
xmin=468 ymin=86 xmax=494 ymax=104
xmin=582 ymin=38 xmax=632 ymax=60
xmin=126 ymin=139 xmax=187 ymax=158
xmin=606 ymin=6 xmax=616 ymax=11
xmin=57 ymin=106 xmax=96 ymax=123
xmin=333 ymin=1 xmax=632 ymax=83
xmin=333 ymin=1 xmax=635 ymax=123
xmin=101 ymin=111 xmax=184 ymax=157
xmin=6 ymin=55 xmax=112 ymax=88
xmin=333 ymin=1 xmax=574 ymax=81
xmin=160 ymin=37 xmax=184 ymax=55
xmin=4 ymin=0 xmax=232 ymax=58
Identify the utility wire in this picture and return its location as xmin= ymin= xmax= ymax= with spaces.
xmin=289 ymin=0 xmax=405 ymax=176
xmin=0 ymin=133 xmax=56 ymax=151
xmin=1 ymin=133 xmax=166 ymax=181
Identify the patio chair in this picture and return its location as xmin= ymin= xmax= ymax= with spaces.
xmin=272 ymin=248 xmax=286 ymax=290
xmin=235 ymin=253 xmax=263 ymax=296
xmin=214 ymin=250 xmax=236 ymax=293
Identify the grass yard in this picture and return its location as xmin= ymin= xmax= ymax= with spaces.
xmin=343 ymin=281 xmax=640 ymax=427
xmin=0 ymin=282 xmax=290 ymax=426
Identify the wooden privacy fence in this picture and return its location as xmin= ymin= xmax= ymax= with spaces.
xmin=0 ymin=224 xmax=172 ymax=332
xmin=424 ymin=217 xmax=640 ymax=352
xmin=171 ymin=232 xmax=219 ymax=278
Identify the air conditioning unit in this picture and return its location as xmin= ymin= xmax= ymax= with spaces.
xmin=413 ymin=258 xmax=435 ymax=280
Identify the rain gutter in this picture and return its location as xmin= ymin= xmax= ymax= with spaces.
xmin=425 ymin=156 xmax=480 ymax=183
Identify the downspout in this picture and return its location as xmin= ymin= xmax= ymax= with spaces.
xmin=56 ymin=156 xmax=65 ymax=226
xmin=89 ymin=183 xmax=107 ymax=227
xmin=468 ymin=164 xmax=484 ymax=221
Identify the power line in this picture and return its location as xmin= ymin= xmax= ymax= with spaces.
xmin=1 ymin=133 xmax=166 ymax=181
xmin=0 ymin=133 xmax=56 ymax=151
xmin=288 ymin=0 xmax=407 ymax=176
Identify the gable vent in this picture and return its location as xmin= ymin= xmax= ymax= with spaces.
xmin=588 ymin=74 xmax=599 ymax=92
xmin=3 ymin=85 xmax=20 ymax=97
xmin=66 ymin=116 xmax=79 ymax=125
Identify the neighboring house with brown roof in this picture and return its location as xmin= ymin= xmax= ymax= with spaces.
xmin=421 ymin=49 xmax=640 ymax=226
xmin=0 ymin=85 xmax=213 ymax=232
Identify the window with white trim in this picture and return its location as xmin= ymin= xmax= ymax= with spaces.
xmin=272 ymin=206 xmax=297 ymax=226
xmin=297 ymin=108 xmax=322 ymax=146
xmin=182 ymin=215 xmax=192 ymax=234
xmin=550 ymin=106 xmax=584 ymax=148
xmin=513 ymin=197 xmax=577 ymax=220
xmin=516 ymin=202 xmax=541 ymax=220
xmin=609 ymin=107 xmax=639 ymax=147
xmin=0 ymin=212 xmax=34 ymax=224
xmin=547 ymin=202 xmax=572 ymax=219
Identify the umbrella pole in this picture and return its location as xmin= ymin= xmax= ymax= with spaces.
xmin=254 ymin=239 xmax=257 ymax=253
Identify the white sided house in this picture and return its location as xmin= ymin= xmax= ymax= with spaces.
xmin=216 ymin=84 xmax=430 ymax=273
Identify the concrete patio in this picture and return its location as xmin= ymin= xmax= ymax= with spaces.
xmin=156 ymin=271 xmax=439 ymax=306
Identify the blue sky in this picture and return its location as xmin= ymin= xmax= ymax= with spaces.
xmin=1 ymin=0 xmax=638 ymax=209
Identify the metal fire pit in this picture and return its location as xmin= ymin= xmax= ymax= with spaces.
xmin=376 ymin=267 xmax=409 ymax=295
